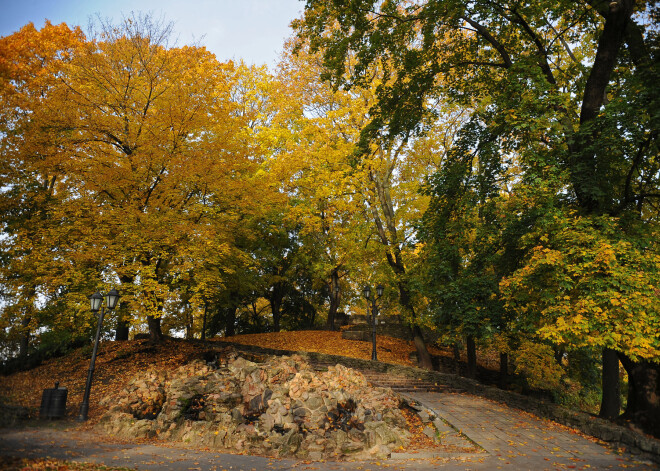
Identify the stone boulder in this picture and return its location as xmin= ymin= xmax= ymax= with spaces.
xmin=97 ymin=351 xmax=410 ymax=460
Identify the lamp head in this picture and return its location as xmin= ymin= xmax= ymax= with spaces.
xmin=90 ymin=292 xmax=103 ymax=312
xmin=105 ymin=289 xmax=120 ymax=310
xmin=362 ymin=285 xmax=371 ymax=300
xmin=376 ymin=284 xmax=384 ymax=297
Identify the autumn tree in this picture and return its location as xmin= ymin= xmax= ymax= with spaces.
xmin=1 ymin=16 xmax=277 ymax=346
xmin=296 ymin=0 xmax=660 ymax=434
xmin=43 ymin=16 xmax=231 ymax=341
xmin=273 ymin=39 xmax=445 ymax=366
xmin=0 ymin=22 xmax=87 ymax=357
xmin=269 ymin=41 xmax=367 ymax=331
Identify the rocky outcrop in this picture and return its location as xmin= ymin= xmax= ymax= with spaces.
xmin=98 ymin=352 xmax=410 ymax=460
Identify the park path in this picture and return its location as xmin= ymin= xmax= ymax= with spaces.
xmin=405 ymin=390 xmax=657 ymax=470
xmin=1 ymin=387 xmax=656 ymax=471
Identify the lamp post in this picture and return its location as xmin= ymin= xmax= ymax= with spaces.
xmin=78 ymin=289 xmax=120 ymax=421
xmin=362 ymin=284 xmax=384 ymax=361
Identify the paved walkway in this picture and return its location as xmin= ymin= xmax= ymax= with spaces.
xmin=1 ymin=389 xmax=656 ymax=471
xmin=406 ymin=390 xmax=657 ymax=469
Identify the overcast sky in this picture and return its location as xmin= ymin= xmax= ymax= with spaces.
xmin=0 ymin=0 xmax=305 ymax=67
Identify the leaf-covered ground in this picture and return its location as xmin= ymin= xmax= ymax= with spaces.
xmin=0 ymin=331 xmax=468 ymax=428
xmin=0 ymin=456 xmax=133 ymax=471
xmin=216 ymin=331 xmax=452 ymax=367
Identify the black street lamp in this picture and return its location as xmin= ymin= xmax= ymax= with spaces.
xmin=362 ymin=284 xmax=384 ymax=361
xmin=78 ymin=288 xmax=120 ymax=421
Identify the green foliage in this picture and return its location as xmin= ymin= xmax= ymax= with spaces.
xmin=558 ymin=347 xmax=603 ymax=413
xmin=416 ymin=118 xmax=510 ymax=341
xmin=0 ymin=329 xmax=88 ymax=375
xmin=297 ymin=0 xmax=660 ymax=352
xmin=297 ymin=1 xmax=660 ymax=433
xmin=512 ymin=340 xmax=563 ymax=391
xmin=500 ymin=212 xmax=660 ymax=361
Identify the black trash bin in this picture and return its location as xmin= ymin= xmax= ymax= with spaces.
xmin=40 ymin=382 xmax=67 ymax=419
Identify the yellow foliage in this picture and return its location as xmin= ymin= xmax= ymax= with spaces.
xmin=513 ymin=340 xmax=563 ymax=391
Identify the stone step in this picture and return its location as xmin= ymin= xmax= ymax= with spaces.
xmin=368 ymin=382 xmax=447 ymax=393
xmin=308 ymin=359 xmax=462 ymax=393
xmin=361 ymin=372 xmax=451 ymax=393
xmin=310 ymin=363 xmax=448 ymax=391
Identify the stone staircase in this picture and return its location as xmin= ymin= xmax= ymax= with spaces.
xmin=310 ymin=359 xmax=461 ymax=394
xmin=361 ymin=370 xmax=460 ymax=393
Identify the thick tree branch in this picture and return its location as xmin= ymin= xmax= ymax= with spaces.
xmin=510 ymin=8 xmax=557 ymax=85
xmin=462 ymin=17 xmax=513 ymax=69
xmin=580 ymin=0 xmax=635 ymax=124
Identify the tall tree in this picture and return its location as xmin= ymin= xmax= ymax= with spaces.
xmin=0 ymin=22 xmax=87 ymax=355
xmin=296 ymin=0 xmax=660 ymax=434
xmin=274 ymin=39 xmax=440 ymax=366
xmin=1 ymin=17 xmax=276 ymax=345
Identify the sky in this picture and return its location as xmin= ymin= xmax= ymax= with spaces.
xmin=0 ymin=0 xmax=305 ymax=67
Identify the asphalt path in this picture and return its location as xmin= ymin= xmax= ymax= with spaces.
xmin=0 ymin=425 xmax=473 ymax=470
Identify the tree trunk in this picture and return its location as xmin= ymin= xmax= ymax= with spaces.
xmin=570 ymin=0 xmax=635 ymax=212
xmin=270 ymin=297 xmax=282 ymax=333
xmin=251 ymin=301 xmax=263 ymax=331
xmin=411 ymin=324 xmax=433 ymax=370
xmin=397 ymin=281 xmax=433 ymax=370
xmin=267 ymin=282 xmax=286 ymax=333
xmin=618 ymin=353 xmax=660 ymax=438
xmin=599 ymin=347 xmax=621 ymax=419
xmin=225 ymin=305 xmax=237 ymax=337
xmin=499 ymin=352 xmax=508 ymax=376
xmin=326 ymin=269 xmax=340 ymax=330
xmin=366 ymin=164 xmax=433 ymax=370
xmin=499 ymin=352 xmax=509 ymax=388
xmin=201 ymin=304 xmax=208 ymax=340
xmin=115 ymin=318 xmax=129 ymax=341
xmin=116 ymin=275 xmax=133 ymax=340
xmin=19 ymin=287 xmax=36 ymax=357
xmin=466 ymin=335 xmax=477 ymax=379
xmin=147 ymin=315 xmax=163 ymax=342
xmin=19 ymin=317 xmax=30 ymax=358
xmin=185 ymin=310 xmax=194 ymax=339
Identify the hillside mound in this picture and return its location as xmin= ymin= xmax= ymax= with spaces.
xmin=1 ymin=331 xmax=470 ymax=423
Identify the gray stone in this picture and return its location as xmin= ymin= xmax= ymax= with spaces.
xmin=293 ymin=407 xmax=310 ymax=417
xmin=364 ymin=420 xmax=405 ymax=447
xmin=368 ymin=444 xmax=391 ymax=459
xmin=231 ymin=407 xmax=244 ymax=424
xmin=332 ymin=429 xmax=348 ymax=446
xmin=340 ymin=440 xmax=364 ymax=454
xmin=278 ymin=430 xmax=303 ymax=456
xmin=341 ymin=330 xmax=370 ymax=341
xmin=248 ymin=395 xmax=263 ymax=412
xmin=305 ymin=396 xmax=323 ymax=410
xmin=423 ymin=425 xmax=437 ymax=440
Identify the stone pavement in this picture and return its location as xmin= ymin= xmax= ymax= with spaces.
xmin=1 ymin=388 xmax=657 ymax=471
xmin=405 ymin=390 xmax=658 ymax=470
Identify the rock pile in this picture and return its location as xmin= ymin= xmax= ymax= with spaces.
xmin=98 ymin=352 xmax=410 ymax=460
